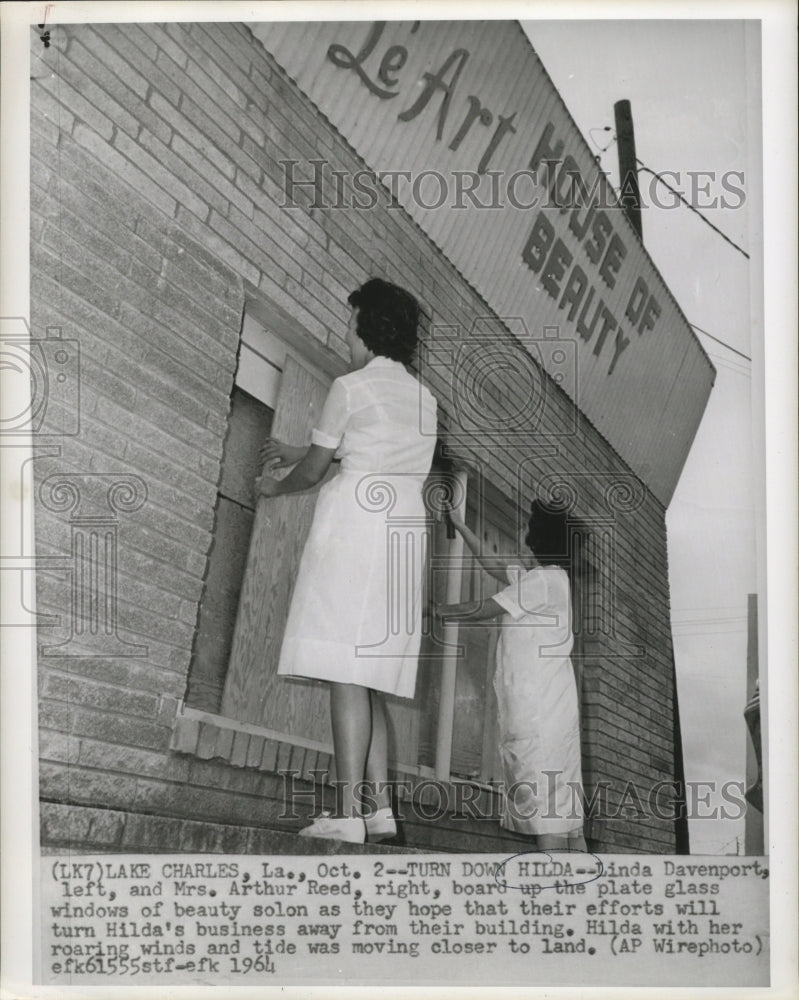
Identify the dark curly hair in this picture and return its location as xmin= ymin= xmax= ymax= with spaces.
xmin=347 ymin=277 xmax=420 ymax=364
xmin=524 ymin=499 xmax=571 ymax=567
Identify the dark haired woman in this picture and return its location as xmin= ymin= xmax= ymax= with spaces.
xmin=257 ymin=278 xmax=437 ymax=844
xmin=437 ymin=500 xmax=586 ymax=851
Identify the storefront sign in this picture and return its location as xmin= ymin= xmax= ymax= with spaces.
xmin=324 ymin=24 xmax=667 ymax=379
xmin=253 ymin=20 xmax=715 ymax=504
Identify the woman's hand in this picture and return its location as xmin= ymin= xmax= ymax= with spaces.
xmin=254 ymin=444 xmax=336 ymax=501
xmin=434 ymin=598 xmax=504 ymax=622
xmin=434 ymin=603 xmax=460 ymax=622
xmin=254 ymin=473 xmax=281 ymax=499
xmin=259 ymin=438 xmax=308 ymax=471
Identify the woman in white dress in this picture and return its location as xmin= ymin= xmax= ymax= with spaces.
xmin=438 ymin=501 xmax=586 ymax=851
xmin=257 ymin=278 xmax=437 ymax=844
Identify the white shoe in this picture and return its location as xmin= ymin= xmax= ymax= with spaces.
xmin=365 ymin=807 xmax=397 ymax=842
xmin=297 ymin=813 xmax=365 ymax=844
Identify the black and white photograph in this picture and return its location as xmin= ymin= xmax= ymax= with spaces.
xmin=0 ymin=1 xmax=795 ymax=994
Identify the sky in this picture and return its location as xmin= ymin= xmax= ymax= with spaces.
xmin=525 ymin=19 xmax=759 ymax=854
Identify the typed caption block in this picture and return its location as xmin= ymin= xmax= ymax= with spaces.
xmin=40 ymin=853 xmax=769 ymax=987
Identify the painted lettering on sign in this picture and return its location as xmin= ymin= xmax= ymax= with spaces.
xmin=521 ymin=122 xmax=663 ymax=373
xmin=326 ymin=22 xmax=663 ymax=376
xmin=327 ymin=22 xmax=517 ymax=174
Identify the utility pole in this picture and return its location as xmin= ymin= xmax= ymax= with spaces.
xmin=614 ymin=99 xmax=643 ymax=239
xmin=744 ymin=594 xmax=763 ymax=854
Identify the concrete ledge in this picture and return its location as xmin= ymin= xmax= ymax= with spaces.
xmin=171 ymin=710 xmax=333 ymax=786
xmin=40 ymin=802 xmax=430 ymax=856
xmin=170 ymin=708 xmax=509 ymax=824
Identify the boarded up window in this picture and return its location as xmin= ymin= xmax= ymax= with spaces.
xmin=220 ymin=355 xmax=331 ymax=743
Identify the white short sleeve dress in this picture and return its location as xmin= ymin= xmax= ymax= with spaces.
xmin=492 ymin=564 xmax=584 ymax=835
xmin=277 ymin=356 xmax=437 ymax=699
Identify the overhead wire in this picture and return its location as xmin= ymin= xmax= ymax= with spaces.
xmin=587 ymin=125 xmax=750 ymax=260
xmin=634 ymin=158 xmax=750 ymax=261
xmin=586 ymin=126 xmax=754 ymax=371
xmin=689 ymin=323 xmax=751 ymax=362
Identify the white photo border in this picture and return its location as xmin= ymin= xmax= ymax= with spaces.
xmin=1 ymin=1 xmax=796 ymax=997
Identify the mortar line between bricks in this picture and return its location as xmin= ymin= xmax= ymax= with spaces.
xmin=92 ymin=388 xmax=224 ymax=466
xmin=40 ymin=40 xmax=68 ymax=353
xmin=88 ymin=397 xmax=221 ymax=479
xmin=39 ymin=663 xmax=188 ymax=700
xmin=38 ymin=802 xmax=430 ymax=855
xmin=31 ymin=271 xmax=233 ymax=412
xmin=151 ymin=33 xmax=248 ymax=145
xmin=88 ymin=513 xmax=213 ymax=575
xmin=39 ymin=178 xmax=242 ymax=332
xmin=39 ymin=593 xmax=194 ymax=657
xmin=37 ymin=573 xmax=203 ymax=644
xmin=74 ymin=32 xmax=150 ymax=104
xmin=54 ymin=707 xmax=172 ymax=750
xmin=42 ymin=666 xmax=168 ymax=706
xmin=37 ymin=204 xmax=237 ymax=367
xmin=44 ymin=43 xmax=145 ymax=144
xmin=33 ymin=426 xmax=219 ymax=539
xmin=32 ymin=239 xmax=207 ymax=389
xmin=76 ymin=373 xmax=221 ymax=459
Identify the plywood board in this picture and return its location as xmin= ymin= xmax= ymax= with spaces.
xmin=221 ymin=356 xmax=332 ymax=744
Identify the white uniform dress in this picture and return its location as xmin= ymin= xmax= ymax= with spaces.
xmin=492 ymin=564 xmax=584 ymax=835
xmin=277 ymin=356 xmax=437 ymax=698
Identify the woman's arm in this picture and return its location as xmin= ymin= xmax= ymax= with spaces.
xmin=435 ymin=597 xmax=505 ymax=622
xmin=447 ymin=510 xmax=513 ymax=583
xmin=257 ymin=444 xmax=336 ymax=498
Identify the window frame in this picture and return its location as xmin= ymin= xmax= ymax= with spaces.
xmin=176 ymin=295 xmax=505 ymax=792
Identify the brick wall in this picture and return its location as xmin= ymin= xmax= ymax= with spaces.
xmin=31 ymin=21 xmax=678 ymax=854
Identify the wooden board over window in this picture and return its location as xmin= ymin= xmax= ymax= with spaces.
xmin=221 ymin=355 xmax=332 ymax=744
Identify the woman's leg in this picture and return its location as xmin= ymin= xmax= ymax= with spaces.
xmin=329 ymin=682 xmax=371 ymax=818
xmin=364 ymin=690 xmax=391 ymax=813
xmin=538 ymin=829 xmax=587 ymax=852
xmin=567 ymin=828 xmax=587 ymax=852
xmin=537 ymin=833 xmax=569 ymax=851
